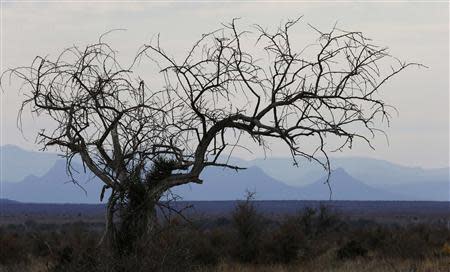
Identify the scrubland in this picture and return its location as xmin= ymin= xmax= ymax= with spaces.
xmin=1 ymin=200 xmax=449 ymax=272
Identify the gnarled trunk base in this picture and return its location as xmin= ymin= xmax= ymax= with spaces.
xmin=103 ymin=185 xmax=161 ymax=256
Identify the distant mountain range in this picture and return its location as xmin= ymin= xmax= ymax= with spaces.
xmin=176 ymin=167 xmax=408 ymax=201
xmin=1 ymin=144 xmax=60 ymax=182
xmin=0 ymin=145 xmax=448 ymax=202
xmin=245 ymin=157 xmax=449 ymax=187
xmin=2 ymin=160 xmax=103 ymax=203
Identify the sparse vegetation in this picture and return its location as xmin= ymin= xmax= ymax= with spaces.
xmin=1 ymin=202 xmax=449 ymax=272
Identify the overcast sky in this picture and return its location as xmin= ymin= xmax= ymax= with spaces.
xmin=1 ymin=1 xmax=448 ymax=168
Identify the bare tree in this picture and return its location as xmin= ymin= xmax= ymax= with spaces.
xmin=2 ymin=18 xmax=418 ymax=254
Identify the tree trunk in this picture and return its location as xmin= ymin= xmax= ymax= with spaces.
xmin=103 ymin=184 xmax=161 ymax=256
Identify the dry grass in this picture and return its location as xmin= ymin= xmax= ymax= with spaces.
xmin=197 ymin=257 xmax=450 ymax=272
xmin=2 ymin=204 xmax=449 ymax=272
xmin=0 ymin=258 xmax=49 ymax=272
xmin=2 ymin=255 xmax=450 ymax=272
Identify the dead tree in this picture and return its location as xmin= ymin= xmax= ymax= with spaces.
xmin=2 ymin=18 xmax=418 ymax=254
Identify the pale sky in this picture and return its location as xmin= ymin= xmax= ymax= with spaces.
xmin=1 ymin=1 xmax=449 ymax=168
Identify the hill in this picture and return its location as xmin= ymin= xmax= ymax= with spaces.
xmin=3 ymin=160 xmax=414 ymax=202
xmin=2 ymin=160 xmax=103 ymax=203
xmin=1 ymin=145 xmax=448 ymax=202
xmin=300 ymin=168 xmax=406 ymax=200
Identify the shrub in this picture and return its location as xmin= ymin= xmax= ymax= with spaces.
xmin=0 ymin=232 xmax=28 ymax=265
xmin=2 ymin=204 xmax=449 ymax=271
xmin=231 ymin=192 xmax=264 ymax=263
xmin=263 ymin=216 xmax=305 ymax=264
xmin=336 ymin=240 xmax=368 ymax=260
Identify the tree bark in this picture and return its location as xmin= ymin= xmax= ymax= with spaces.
xmin=103 ymin=184 xmax=161 ymax=256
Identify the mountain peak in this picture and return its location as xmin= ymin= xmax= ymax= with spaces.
xmin=1 ymin=144 xmax=25 ymax=153
xmin=332 ymin=167 xmax=347 ymax=174
xmin=330 ymin=167 xmax=354 ymax=181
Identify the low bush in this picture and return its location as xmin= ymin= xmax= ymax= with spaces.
xmin=336 ymin=240 xmax=368 ymax=260
xmin=230 ymin=192 xmax=264 ymax=263
xmin=0 ymin=205 xmax=448 ymax=271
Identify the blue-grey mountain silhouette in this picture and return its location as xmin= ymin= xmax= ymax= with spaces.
xmin=0 ymin=144 xmax=59 ymax=182
xmin=300 ymin=168 xmax=405 ymax=200
xmin=2 ymin=160 xmax=102 ymax=203
xmin=173 ymin=166 xmax=305 ymax=200
xmin=1 ymin=145 xmax=448 ymax=202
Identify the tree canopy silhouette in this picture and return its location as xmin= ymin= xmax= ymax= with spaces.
xmin=2 ymin=18 xmax=418 ymax=254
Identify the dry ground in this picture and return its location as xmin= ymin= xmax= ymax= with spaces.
xmin=2 ymin=257 xmax=450 ymax=272
xmin=198 ymin=257 xmax=450 ymax=272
